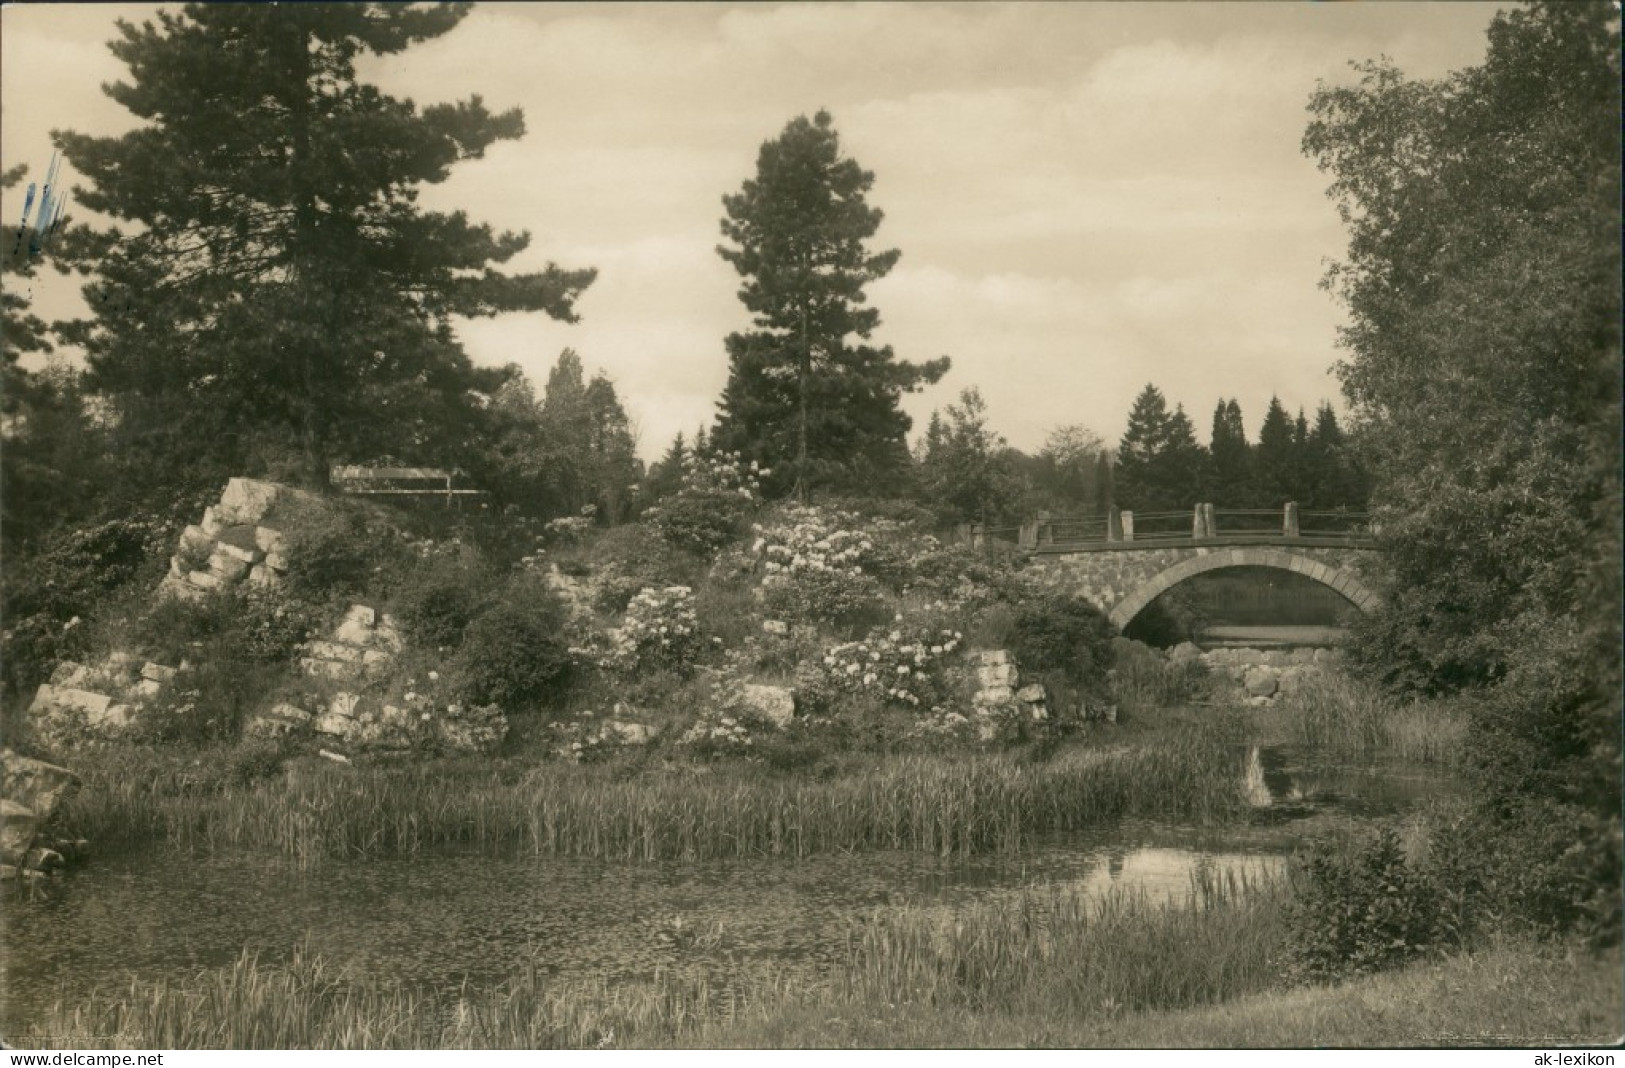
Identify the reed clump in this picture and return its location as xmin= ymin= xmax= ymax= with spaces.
xmin=60 ymin=730 xmax=1249 ymax=864
xmin=1255 ymin=673 xmax=1466 ymax=763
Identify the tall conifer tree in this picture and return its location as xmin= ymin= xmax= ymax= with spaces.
xmin=54 ymin=3 xmax=595 ymax=487
xmin=714 ymin=110 xmax=948 ymax=499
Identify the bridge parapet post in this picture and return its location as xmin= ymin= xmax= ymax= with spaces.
xmin=1120 ymin=510 xmax=1134 ymax=542
xmin=1018 ymin=519 xmax=1039 ymax=549
xmin=1283 ymin=502 xmax=1300 ymax=538
xmin=1202 ymin=503 xmax=1217 ymax=538
xmin=1107 ymin=507 xmax=1123 ymax=542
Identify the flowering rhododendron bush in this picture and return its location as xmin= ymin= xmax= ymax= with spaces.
xmin=646 ymin=453 xmax=765 ymax=554
xmin=820 ymin=623 xmax=964 ymax=709
xmin=752 ymin=506 xmax=889 ymax=628
xmin=605 ymin=585 xmax=701 ymax=673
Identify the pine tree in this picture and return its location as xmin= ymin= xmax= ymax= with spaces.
xmin=644 ymin=432 xmax=688 ymax=503
xmin=54 ymin=4 xmax=595 ymax=488
xmin=1209 ymin=398 xmax=1252 ymax=507
xmin=1253 ymin=396 xmax=1298 ymax=507
xmin=1156 ymin=404 xmax=1208 ymax=510
xmin=714 ymin=110 xmax=948 ymax=499
xmin=1115 ymin=385 xmax=1206 ymax=512
xmin=582 ymin=374 xmax=640 ymax=523
xmin=1115 ymin=384 xmax=1171 ymax=512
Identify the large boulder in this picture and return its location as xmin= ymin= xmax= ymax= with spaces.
xmin=215 ymin=477 xmax=284 ymax=527
xmin=740 ymin=684 xmax=795 ymax=729
xmin=1 ymin=749 xmax=81 ymax=877
xmin=1 ymin=749 xmax=80 ymax=822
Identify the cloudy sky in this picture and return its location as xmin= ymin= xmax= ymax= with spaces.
xmin=1 ymin=2 xmax=1503 ymax=460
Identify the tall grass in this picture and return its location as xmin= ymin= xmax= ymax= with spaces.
xmin=38 ymin=871 xmax=1289 ymax=1049
xmin=60 ymin=731 xmax=1251 ymax=865
xmin=1252 ymin=673 xmax=1466 ymax=763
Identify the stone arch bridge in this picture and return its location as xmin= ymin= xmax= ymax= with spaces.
xmin=1026 ymin=543 xmax=1380 ymax=630
xmin=985 ymin=505 xmax=1380 ymax=630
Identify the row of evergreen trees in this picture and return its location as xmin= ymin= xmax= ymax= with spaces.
xmin=1115 ymin=384 xmax=1367 ymax=514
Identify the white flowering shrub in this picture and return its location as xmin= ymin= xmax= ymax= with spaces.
xmin=678 ymin=705 xmax=755 ymax=754
xmin=752 ymin=505 xmax=874 ymax=577
xmin=820 ymin=623 xmax=964 ymax=708
xmin=548 ymin=709 xmax=650 ymax=763
xmin=646 ymin=452 xmax=766 ymax=554
xmin=543 ymin=512 xmax=595 ymax=545
xmin=606 ymin=585 xmax=701 ymax=673
xmin=753 ymin=506 xmax=889 ymax=628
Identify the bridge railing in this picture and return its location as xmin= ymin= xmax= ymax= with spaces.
xmin=961 ymin=503 xmax=1374 ymax=551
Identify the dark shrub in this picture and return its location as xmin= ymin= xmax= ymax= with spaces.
xmin=452 ymin=574 xmax=571 ymax=710
xmin=1285 ymin=826 xmax=1449 ymax=979
xmin=1 ymin=516 xmax=174 ymax=695
xmin=1427 ymin=798 xmax=1622 ymax=948
xmin=129 ymin=659 xmax=290 ymax=745
xmin=279 ymin=501 xmax=396 ymax=602
xmin=1009 ymin=593 xmax=1116 ymax=691
xmin=761 ymin=568 xmax=889 ymax=635
xmin=389 ymin=550 xmax=491 ymax=649
xmin=587 ymin=525 xmax=698 ymax=613
xmin=649 ymin=491 xmax=749 ymax=556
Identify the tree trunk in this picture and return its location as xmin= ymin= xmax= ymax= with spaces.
xmin=796 ymin=302 xmax=810 ymax=504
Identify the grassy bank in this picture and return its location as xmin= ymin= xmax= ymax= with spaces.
xmin=32 ymin=872 xmax=1618 ymax=1049
xmin=59 ymin=714 xmax=1250 ymax=864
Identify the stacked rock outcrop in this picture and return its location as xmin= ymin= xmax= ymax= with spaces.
xmin=244 ymin=602 xmax=507 ymax=755
xmin=1 ymin=748 xmax=84 ymax=881
xmin=968 ymin=650 xmax=1076 ymax=741
xmin=157 ymin=477 xmax=316 ymax=602
xmin=28 ymin=653 xmax=186 ymax=747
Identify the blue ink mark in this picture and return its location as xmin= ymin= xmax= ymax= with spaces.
xmin=11 ymin=150 xmax=69 ymax=260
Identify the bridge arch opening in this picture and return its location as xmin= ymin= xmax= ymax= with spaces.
xmin=1109 ymin=550 xmax=1378 ymax=646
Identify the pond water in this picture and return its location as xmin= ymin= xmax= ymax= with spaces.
xmin=0 ymin=745 xmax=1457 ymax=1036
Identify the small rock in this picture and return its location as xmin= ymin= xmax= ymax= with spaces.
xmin=214 ymin=539 xmax=260 ymax=564
xmin=761 ymin=620 xmax=789 ymax=636
xmin=188 ymin=569 xmax=223 ymax=590
xmin=307 ymin=640 xmax=362 ymax=663
xmin=48 ymin=661 xmax=90 ymax=688
xmin=254 ymin=526 xmax=285 ymax=553
xmin=1169 ymin=642 xmax=1203 ymax=662
xmin=1015 ymin=683 xmax=1047 ymax=704
xmin=208 ymin=552 xmax=250 ymax=581
xmin=247 ymin=564 xmax=281 ymax=588
xmin=607 ymin=721 xmax=652 ymax=745
xmin=343 ymin=604 xmax=377 ymax=628
xmin=141 ymin=662 xmax=179 ymax=683
xmin=0 ymin=799 xmax=39 ymax=867
xmin=318 ymin=749 xmax=352 ymax=765
xmin=23 ymin=846 xmax=64 ymax=872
